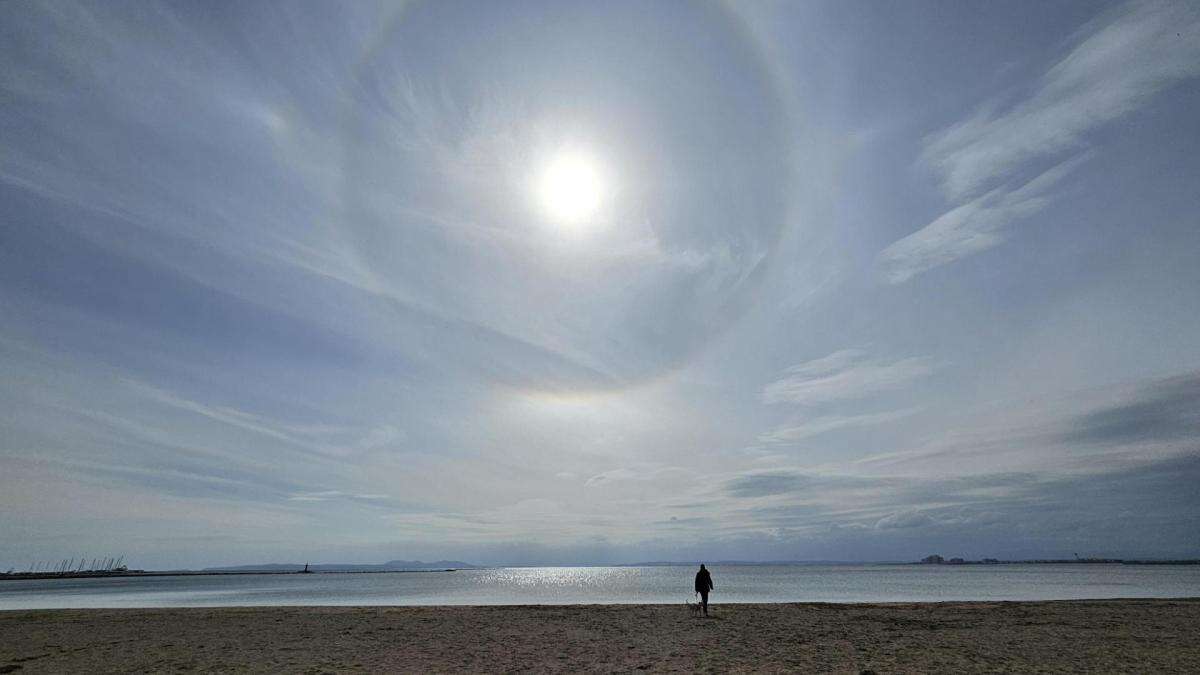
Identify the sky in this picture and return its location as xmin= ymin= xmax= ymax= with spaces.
xmin=2 ymin=0 xmax=1199 ymax=570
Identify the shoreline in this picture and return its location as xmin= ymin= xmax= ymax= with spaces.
xmin=3 ymin=599 xmax=1198 ymax=672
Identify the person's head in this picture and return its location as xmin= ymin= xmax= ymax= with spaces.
xmin=700 ymin=564 xmax=706 ymax=571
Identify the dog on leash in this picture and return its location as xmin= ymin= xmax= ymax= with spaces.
xmin=686 ymin=594 xmax=702 ymax=617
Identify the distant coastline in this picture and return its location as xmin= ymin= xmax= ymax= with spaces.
xmin=0 ymin=568 xmax=465 ymax=582
xmin=0 ymin=559 xmax=476 ymax=582
xmin=202 ymin=559 xmax=478 ymax=573
xmin=913 ymin=554 xmax=1200 ymax=566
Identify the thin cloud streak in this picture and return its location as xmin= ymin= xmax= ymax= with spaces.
xmin=926 ymin=0 xmax=1200 ymax=201
xmin=762 ymin=350 xmax=935 ymax=406
xmin=878 ymin=153 xmax=1090 ymax=284
xmin=759 ymin=409 xmax=919 ymax=445
xmin=880 ymin=0 xmax=1200 ymax=283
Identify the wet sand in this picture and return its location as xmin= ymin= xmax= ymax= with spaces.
xmin=2 ymin=599 xmax=1198 ymax=673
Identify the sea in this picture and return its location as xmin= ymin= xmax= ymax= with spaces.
xmin=1 ymin=564 xmax=1197 ymax=610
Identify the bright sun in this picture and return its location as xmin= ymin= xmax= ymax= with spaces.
xmin=535 ymin=151 xmax=604 ymax=225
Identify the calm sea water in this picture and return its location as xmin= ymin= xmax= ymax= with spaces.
xmin=1 ymin=564 xmax=1197 ymax=610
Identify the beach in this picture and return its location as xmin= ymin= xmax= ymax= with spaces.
xmin=2 ymin=599 xmax=1197 ymax=673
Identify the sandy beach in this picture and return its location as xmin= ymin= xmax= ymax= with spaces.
xmin=1 ymin=599 xmax=1197 ymax=673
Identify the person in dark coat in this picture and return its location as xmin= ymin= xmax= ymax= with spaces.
xmin=694 ymin=564 xmax=714 ymax=616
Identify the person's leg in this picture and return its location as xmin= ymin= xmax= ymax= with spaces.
xmin=700 ymin=590 xmax=708 ymax=615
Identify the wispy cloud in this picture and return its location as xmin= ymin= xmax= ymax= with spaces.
xmin=927 ymin=1 xmax=1200 ymax=201
xmin=287 ymin=490 xmax=390 ymax=503
xmin=725 ymin=471 xmax=813 ymax=498
xmin=759 ymin=409 xmax=918 ymax=444
xmin=873 ymin=510 xmax=934 ymax=530
xmin=124 ymin=381 xmax=403 ymax=458
xmin=880 ymin=0 xmax=1200 ymax=283
xmin=583 ymin=465 xmax=695 ymax=489
xmin=723 ymin=470 xmax=874 ymax=499
xmin=878 ymin=154 xmax=1088 ymax=284
xmin=762 ymin=349 xmax=934 ymax=406
xmin=757 ymin=349 xmax=929 ymax=444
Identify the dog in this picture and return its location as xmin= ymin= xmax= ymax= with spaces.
xmin=686 ymin=596 xmax=702 ymax=617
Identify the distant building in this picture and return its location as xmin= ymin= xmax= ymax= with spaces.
xmin=948 ymin=557 xmax=965 ymax=564
xmin=921 ymin=554 xmax=944 ymax=564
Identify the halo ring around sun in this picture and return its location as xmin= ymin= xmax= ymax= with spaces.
xmin=341 ymin=1 xmax=796 ymax=393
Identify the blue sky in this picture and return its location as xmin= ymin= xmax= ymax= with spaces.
xmin=2 ymin=0 xmax=1198 ymax=569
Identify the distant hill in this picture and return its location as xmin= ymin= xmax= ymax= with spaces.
xmin=203 ymin=560 xmax=479 ymax=572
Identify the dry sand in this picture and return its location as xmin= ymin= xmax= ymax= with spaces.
xmin=2 ymin=599 xmax=1198 ymax=673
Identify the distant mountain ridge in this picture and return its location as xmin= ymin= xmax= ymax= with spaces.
xmin=203 ymin=560 xmax=478 ymax=572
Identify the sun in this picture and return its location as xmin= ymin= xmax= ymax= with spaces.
xmin=535 ymin=150 xmax=605 ymax=225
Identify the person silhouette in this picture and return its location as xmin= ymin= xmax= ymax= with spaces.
xmin=694 ymin=564 xmax=714 ymax=616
